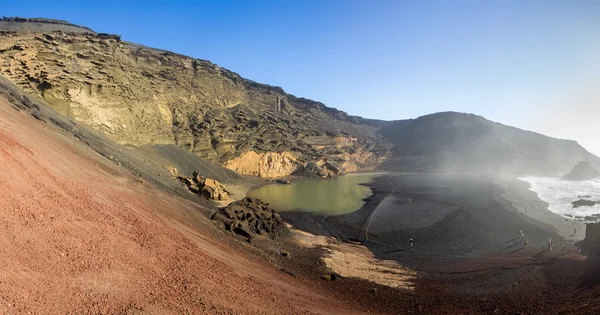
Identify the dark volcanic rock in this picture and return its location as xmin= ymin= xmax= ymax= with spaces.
xmin=211 ymin=197 xmax=287 ymax=239
xmin=572 ymin=199 xmax=599 ymax=208
xmin=563 ymin=161 xmax=600 ymax=181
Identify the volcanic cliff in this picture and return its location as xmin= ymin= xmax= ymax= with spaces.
xmin=0 ymin=20 xmax=388 ymax=177
xmin=1 ymin=17 xmax=599 ymax=176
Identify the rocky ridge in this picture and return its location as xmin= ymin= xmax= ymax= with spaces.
xmin=1 ymin=19 xmax=600 ymax=177
xmin=0 ymin=29 xmax=389 ymax=177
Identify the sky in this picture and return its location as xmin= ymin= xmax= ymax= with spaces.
xmin=3 ymin=0 xmax=600 ymax=155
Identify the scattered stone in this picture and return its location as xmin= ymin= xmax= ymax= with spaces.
xmin=280 ymin=250 xmax=291 ymax=258
xmin=275 ymin=179 xmax=290 ymax=185
xmin=369 ymin=288 xmax=378 ymax=293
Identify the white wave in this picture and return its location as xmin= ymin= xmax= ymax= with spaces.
xmin=520 ymin=176 xmax=600 ymax=218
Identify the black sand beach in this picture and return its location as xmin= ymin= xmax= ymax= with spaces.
xmin=284 ymin=173 xmax=584 ymax=263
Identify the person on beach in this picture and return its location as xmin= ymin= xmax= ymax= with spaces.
xmin=548 ymin=238 xmax=553 ymax=251
xmin=577 ymin=244 xmax=581 ymax=254
xmin=409 ymin=237 xmax=414 ymax=249
xmin=524 ymin=237 xmax=528 ymax=248
xmin=520 ymin=229 xmax=524 ymax=240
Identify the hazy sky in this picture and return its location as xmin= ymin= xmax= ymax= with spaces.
xmin=4 ymin=0 xmax=600 ymax=155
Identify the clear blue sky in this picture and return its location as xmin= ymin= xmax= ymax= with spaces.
xmin=4 ymin=0 xmax=600 ymax=154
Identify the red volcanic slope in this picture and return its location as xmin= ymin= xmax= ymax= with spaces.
xmin=0 ymin=97 xmax=358 ymax=314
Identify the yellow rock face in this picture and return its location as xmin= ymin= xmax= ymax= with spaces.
xmin=224 ymin=151 xmax=302 ymax=178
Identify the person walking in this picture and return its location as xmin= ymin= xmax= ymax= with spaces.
xmin=409 ymin=237 xmax=414 ymax=250
xmin=520 ymin=229 xmax=524 ymax=240
xmin=548 ymin=238 xmax=553 ymax=251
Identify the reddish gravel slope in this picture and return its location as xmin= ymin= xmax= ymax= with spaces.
xmin=0 ymin=97 xmax=362 ymax=314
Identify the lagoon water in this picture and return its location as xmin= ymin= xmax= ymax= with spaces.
xmin=248 ymin=173 xmax=384 ymax=216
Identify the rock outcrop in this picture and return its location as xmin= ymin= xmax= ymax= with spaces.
xmin=563 ymin=161 xmax=600 ymax=181
xmin=211 ymin=197 xmax=287 ymax=239
xmin=178 ymin=171 xmax=229 ymax=200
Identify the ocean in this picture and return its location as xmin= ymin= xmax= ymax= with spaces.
xmin=521 ymin=177 xmax=600 ymax=219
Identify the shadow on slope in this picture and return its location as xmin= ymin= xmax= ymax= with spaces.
xmin=0 ymin=74 xmax=219 ymax=215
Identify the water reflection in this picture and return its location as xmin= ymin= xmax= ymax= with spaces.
xmin=248 ymin=173 xmax=384 ymax=216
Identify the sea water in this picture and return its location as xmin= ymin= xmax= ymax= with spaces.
xmin=520 ymin=177 xmax=600 ymax=218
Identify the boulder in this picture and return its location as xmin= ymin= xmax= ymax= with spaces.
xmin=177 ymin=171 xmax=229 ymax=200
xmin=177 ymin=176 xmax=197 ymax=189
xmin=200 ymin=178 xmax=228 ymax=200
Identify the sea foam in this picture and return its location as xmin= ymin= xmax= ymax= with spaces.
xmin=520 ymin=177 xmax=600 ymax=218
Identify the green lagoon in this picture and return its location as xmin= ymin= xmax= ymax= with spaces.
xmin=248 ymin=173 xmax=385 ymax=216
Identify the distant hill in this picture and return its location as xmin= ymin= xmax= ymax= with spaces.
xmin=1 ymin=17 xmax=598 ymax=177
xmin=0 ymin=17 xmax=94 ymax=33
xmin=378 ymin=112 xmax=600 ymax=175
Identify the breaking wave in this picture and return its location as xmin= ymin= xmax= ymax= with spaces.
xmin=520 ymin=177 xmax=600 ymax=218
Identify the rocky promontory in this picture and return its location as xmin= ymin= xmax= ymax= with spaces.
xmin=563 ymin=161 xmax=600 ymax=181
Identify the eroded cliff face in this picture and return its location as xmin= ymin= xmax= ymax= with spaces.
xmin=0 ymin=29 xmax=389 ymax=175
xmin=224 ymin=151 xmax=302 ymax=178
